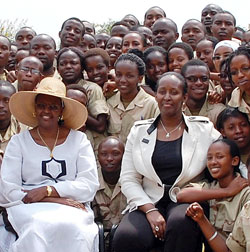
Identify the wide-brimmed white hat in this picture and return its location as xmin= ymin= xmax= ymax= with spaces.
xmin=9 ymin=77 xmax=88 ymax=130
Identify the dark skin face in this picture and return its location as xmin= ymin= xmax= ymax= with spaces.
xmin=211 ymin=13 xmax=236 ymax=41
xmin=115 ymin=60 xmax=143 ymax=102
xmin=30 ymin=35 xmax=56 ymax=72
xmin=15 ymin=28 xmax=36 ymax=50
xmin=0 ymin=37 xmax=10 ymax=70
xmin=105 ymin=36 xmax=122 ymax=67
xmin=181 ymin=20 xmax=205 ymax=50
xmin=98 ymin=138 xmax=124 ymax=184
xmin=168 ymin=47 xmax=189 ymax=73
xmin=144 ymin=7 xmax=165 ymax=29
xmin=122 ymin=15 xmax=139 ymax=28
xmin=0 ymin=86 xmax=15 ymax=130
xmin=59 ymin=20 xmax=84 ymax=48
xmin=184 ymin=65 xmax=209 ymax=103
xmin=230 ymin=55 xmax=250 ymax=96
xmin=152 ymin=19 xmax=179 ymax=50
xmin=16 ymin=57 xmax=43 ymax=91
xmin=146 ymin=51 xmax=168 ymax=83
xmin=122 ymin=33 xmax=144 ymax=53
xmin=6 ymin=45 xmax=18 ymax=71
xmin=57 ymin=51 xmax=82 ymax=85
xmin=201 ymin=4 xmax=222 ymax=34
xmin=78 ymin=34 xmax=96 ymax=53
xmin=85 ymin=55 xmax=109 ymax=87
xmin=110 ymin=25 xmax=130 ymax=38
xmin=220 ymin=115 xmax=250 ymax=151
xmin=207 ymin=142 xmax=238 ymax=188
xmin=35 ymin=94 xmax=63 ymax=130
xmin=155 ymin=75 xmax=186 ymax=118
xmin=95 ymin=33 xmax=110 ymax=49
xmin=196 ymin=40 xmax=215 ymax=72
xmin=82 ymin=21 xmax=95 ymax=35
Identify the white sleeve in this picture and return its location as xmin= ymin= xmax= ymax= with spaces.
xmin=53 ymin=134 xmax=99 ymax=203
xmin=120 ymin=125 xmax=153 ymax=211
xmin=0 ymin=134 xmax=26 ymax=207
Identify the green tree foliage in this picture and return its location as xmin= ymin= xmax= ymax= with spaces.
xmin=95 ymin=19 xmax=115 ymax=34
xmin=0 ymin=19 xmax=27 ymax=41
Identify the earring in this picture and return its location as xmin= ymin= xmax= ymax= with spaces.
xmin=32 ymin=112 xmax=36 ymax=118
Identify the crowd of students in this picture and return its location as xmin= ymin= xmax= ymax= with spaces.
xmin=0 ymin=3 xmax=249 ymax=252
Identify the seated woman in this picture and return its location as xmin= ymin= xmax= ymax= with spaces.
xmin=112 ymin=72 xmax=220 ymax=252
xmin=177 ymin=139 xmax=250 ymax=252
xmin=0 ymin=77 xmax=99 ymax=252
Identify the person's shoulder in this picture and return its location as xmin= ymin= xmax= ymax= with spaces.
xmin=185 ymin=115 xmax=211 ymax=124
xmin=134 ymin=118 xmax=155 ymax=127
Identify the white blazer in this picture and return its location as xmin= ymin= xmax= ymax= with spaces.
xmin=120 ymin=115 xmax=221 ymax=212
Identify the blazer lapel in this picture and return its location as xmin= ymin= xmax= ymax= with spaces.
xmin=139 ymin=128 xmax=163 ymax=186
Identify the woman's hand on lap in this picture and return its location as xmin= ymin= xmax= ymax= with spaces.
xmin=22 ymin=187 xmax=47 ymax=203
xmin=146 ymin=210 xmax=166 ymax=241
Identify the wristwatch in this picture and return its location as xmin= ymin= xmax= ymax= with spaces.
xmin=47 ymin=186 xmax=52 ymax=197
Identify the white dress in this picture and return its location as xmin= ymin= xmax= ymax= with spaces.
xmin=0 ymin=129 xmax=99 ymax=252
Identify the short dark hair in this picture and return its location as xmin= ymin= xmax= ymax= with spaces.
xmin=144 ymin=6 xmax=166 ymax=20
xmin=216 ymin=107 xmax=250 ymax=131
xmin=115 ymin=53 xmax=145 ymax=76
xmin=167 ymin=42 xmax=194 ymax=61
xmin=0 ymin=35 xmax=11 ymax=50
xmin=122 ymin=31 xmax=147 ymax=47
xmin=60 ymin=17 xmax=85 ymax=34
xmin=83 ymin=47 xmax=110 ymax=67
xmin=144 ymin=46 xmax=167 ymax=62
xmin=212 ymin=11 xmax=236 ymax=26
xmin=197 ymin=36 xmax=219 ymax=49
xmin=157 ymin=72 xmax=187 ymax=94
xmin=30 ymin=34 xmax=56 ymax=50
xmin=66 ymin=84 xmax=88 ymax=100
xmin=181 ymin=59 xmax=209 ymax=77
xmin=226 ymin=46 xmax=250 ymax=85
xmin=57 ymin=47 xmax=85 ymax=71
xmin=0 ymin=80 xmax=16 ymax=94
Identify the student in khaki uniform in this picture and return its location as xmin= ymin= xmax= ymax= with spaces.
xmin=226 ymin=156 xmax=250 ymax=252
xmin=107 ymin=53 xmax=159 ymax=144
xmin=0 ymin=81 xmax=21 ymax=153
xmin=57 ymin=47 xmax=109 ymax=153
xmin=66 ymin=84 xmax=95 ymax=148
xmin=92 ymin=137 xmax=127 ymax=250
xmin=227 ymin=46 xmax=250 ymax=120
xmin=0 ymin=35 xmax=10 ymax=81
xmin=181 ymin=59 xmax=225 ymax=125
xmin=177 ymin=139 xmax=250 ymax=252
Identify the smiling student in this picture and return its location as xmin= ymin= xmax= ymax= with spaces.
xmin=177 ymin=139 xmax=250 ymax=252
xmin=107 ymin=53 xmax=159 ymax=143
xmin=181 ymin=59 xmax=225 ymax=125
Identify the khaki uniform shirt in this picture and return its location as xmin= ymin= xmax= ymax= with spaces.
xmin=226 ymin=200 xmax=250 ymax=252
xmin=107 ymin=88 xmax=159 ymax=144
xmin=183 ymin=96 xmax=226 ymax=125
xmin=228 ymin=87 xmax=250 ymax=121
xmin=0 ymin=69 xmax=8 ymax=81
xmin=0 ymin=116 xmax=22 ymax=153
xmin=92 ymin=169 xmax=127 ymax=230
xmin=77 ymin=79 xmax=109 ymax=153
xmin=191 ymin=179 xmax=250 ymax=240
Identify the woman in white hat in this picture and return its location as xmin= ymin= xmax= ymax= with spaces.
xmin=0 ymin=77 xmax=99 ymax=252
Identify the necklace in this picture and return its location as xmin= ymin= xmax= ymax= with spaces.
xmin=160 ymin=120 xmax=183 ymax=138
xmin=37 ymin=127 xmax=60 ymax=158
